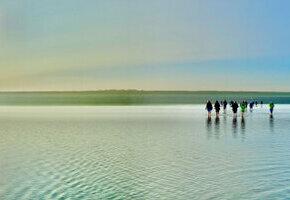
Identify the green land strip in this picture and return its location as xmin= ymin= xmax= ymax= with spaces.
xmin=0 ymin=90 xmax=289 ymax=105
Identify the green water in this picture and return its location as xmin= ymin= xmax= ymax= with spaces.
xmin=0 ymin=91 xmax=289 ymax=105
xmin=0 ymin=105 xmax=290 ymax=199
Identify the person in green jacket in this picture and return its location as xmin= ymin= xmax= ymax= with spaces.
xmin=269 ymin=102 xmax=275 ymax=117
xmin=240 ymin=101 xmax=247 ymax=119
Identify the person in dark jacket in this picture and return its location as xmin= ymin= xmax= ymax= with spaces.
xmin=223 ymin=100 xmax=228 ymax=113
xmin=232 ymin=101 xmax=239 ymax=118
xmin=250 ymin=101 xmax=254 ymax=111
xmin=206 ymin=100 xmax=213 ymax=118
xmin=214 ymin=100 xmax=221 ymax=118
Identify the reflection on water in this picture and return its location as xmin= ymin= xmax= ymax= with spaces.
xmin=241 ymin=118 xmax=246 ymax=133
xmin=0 ymin=105 xmax=289 ymax=200
xmin=269 ymin=116 xmax=274 ymax=133
xmin=206 ymin=117 xmax=212 ymax=138
xmin=214 ymin=118 xmax=220 ymax=138
xmin=206 ymin=117 xmax=221 ymax=139
xmin=232 ymin=118 xmax=238 ymax=138
xmin=222 ymin=115 xmax=227 ymax=133
xmin=240 ymin=118 xmax=246 ymax=141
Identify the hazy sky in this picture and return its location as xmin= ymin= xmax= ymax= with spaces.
xmin=0 ymin=0 xmax=289 ymax=91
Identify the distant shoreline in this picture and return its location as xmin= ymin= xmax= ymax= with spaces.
xmin=0 ymin=90 xmax=288 ymax=105
xmin=0 ymin=90 xmax=289 ymax=94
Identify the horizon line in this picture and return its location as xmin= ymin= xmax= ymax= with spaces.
xmin=0 ymin=89 xmax=289 ymax=93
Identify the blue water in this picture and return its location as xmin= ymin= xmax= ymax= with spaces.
xmin=0 ymin=105 xmax=289 ymax=199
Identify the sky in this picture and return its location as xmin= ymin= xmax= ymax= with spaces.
xmin=0 ymin=0 xmax=289 ymax=91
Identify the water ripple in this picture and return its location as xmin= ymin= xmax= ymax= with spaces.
xmin=0 ymin=105 xmax=290 ymax=199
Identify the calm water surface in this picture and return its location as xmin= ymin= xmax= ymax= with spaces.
xmin=0 ymin=105 xmax=290 ymax=199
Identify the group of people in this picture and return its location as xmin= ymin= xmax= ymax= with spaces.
xmin=206 ymin=100 xmax=275 ymax=119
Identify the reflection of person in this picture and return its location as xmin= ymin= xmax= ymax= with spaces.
xmin=241 ymin=118 xmax=246 ymax=134
xmin=214 ymin=101 xmax=220 ymax=118
xmin=232 ymin=101 xmax=239 ymax=118
xmin=206 ymin=117 xmax=212 ymax=138
xmin=269 ymin=102 xmax=275 ymax=117
xmin=232 ymin=118 xmax=237 ymax=136
xmin=206 ymin=101 xmax=213 ymax=118
xmin=214 ymin=117 xmax=220 ymax=137
xmin=215 ymin=117 xmax=220 ymax=125
xmin=269 ymin=115 xmax=274 ymax=133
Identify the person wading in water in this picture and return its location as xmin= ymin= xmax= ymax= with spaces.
xmin=214 ymin=100 xmax=221 ymax=118
xmin=223 ymin=100 xmax=228 ymax=114
xmin=240 ymin=101 xmax=247 ymax=119
xmin=232 ymin=101 xmax=239 ymax=118
xmin=206 ymin=101 xmax=213 ymax=118
xmin=269 ymin=102 xmax=275 ymax=117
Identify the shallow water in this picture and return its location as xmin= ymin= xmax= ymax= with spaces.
xmin=0 ymin=105 xmax=289 ymax=199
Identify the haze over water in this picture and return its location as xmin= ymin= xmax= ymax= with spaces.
xmin=0 ymin=1 xmax=289 ymax=199
xmin=0 ymin=105 xmax=289 ymax=199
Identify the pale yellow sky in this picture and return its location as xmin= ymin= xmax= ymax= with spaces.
xmin=0 ymin=0 xmax=289 ymax=91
